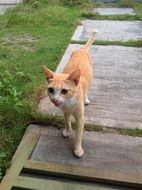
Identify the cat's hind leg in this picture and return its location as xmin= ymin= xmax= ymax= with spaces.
xmin=63 ymin=112 xmax=72 ymax=138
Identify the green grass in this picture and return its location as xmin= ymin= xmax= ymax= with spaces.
xmin=118 ymin=0 xmax=133 ymax=8
xmin=0 ymin=1 xmax=83 ymax=179
xmin=71 ymin=39 xmax=142 ymax=47
xmin=134 ymin=3 xmax=142 ymax=18
xmin=32 ymin=112 xmax=142 ymax=137
xmin=81 ymin=12 xmax=142 ymax=21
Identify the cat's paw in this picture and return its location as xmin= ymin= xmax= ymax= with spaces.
xmin=62 ymin=129 xmax=72 ymax=138
xmin=74 ymin=148 xmax=84 ymax=158
xmin=85 ymin=98 xmax=90 ymax=105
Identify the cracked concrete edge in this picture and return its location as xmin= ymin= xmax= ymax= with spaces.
xmin=71 ymin=25 xmax=84 ymax=42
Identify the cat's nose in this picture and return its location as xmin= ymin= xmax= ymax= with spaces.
xmin=52 ymin=99 xmax=58 ymax=104
xmin=52 ymin=99 xmax=60 ymax=106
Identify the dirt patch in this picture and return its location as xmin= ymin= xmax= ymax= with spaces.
xmin=1 ymin=34 xmax=40 ymax=51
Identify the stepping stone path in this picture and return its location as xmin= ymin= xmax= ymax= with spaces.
xmin=1 ymin=5 xmax=142 ymax=190
xmin=72 ymin=20 xmax=142 ymax=42
xmin=0 ymin=0 xmax=22 ymax=14
xmin=93 ymin=8 xmax=135 ymax=15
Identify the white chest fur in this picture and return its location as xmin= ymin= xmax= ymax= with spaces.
xmin=60 ymin=96 xmax=78 ymax=112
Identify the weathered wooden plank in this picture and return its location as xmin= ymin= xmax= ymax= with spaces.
xmin=14 ymin=176 xmax=117 ymax=190
xmin=24 ymin=160 xmax=142 ymax=188
xmin=0 ymin=132 xmax=40 ymax=190
xmin=14 ymin=175 xmax=120 ymax=190
xmin=27 ymin=126 xmax=142 ymax=188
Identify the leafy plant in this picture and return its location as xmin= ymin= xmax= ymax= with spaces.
xmin=0 ymin=70 xmax=25 ymax=110
xmin=0 ymin=151 xmax=7 ymax=180
xmin=0 ymin=69 xmax=32 ymax=127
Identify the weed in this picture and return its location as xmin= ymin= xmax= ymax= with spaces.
xmin=0 ymin=152 xmax=8 ymax=180
xmin=118 ymin=0 xmax=133 ymax=8
xmin=60 ymin=0 xmax=92 ymax=6
xmin=134 ymin=3 xmax=142 ymax=18
xmin=0 ymin=69 xmax=32 ymax=126
xmin=32 ymin=0 xmax=92 ymax=6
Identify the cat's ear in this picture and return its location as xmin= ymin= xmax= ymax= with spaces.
xmin=42 ymin=65 xmax=54 ymax=81
xmin=67 ymin=69 xmax=81 ymax=86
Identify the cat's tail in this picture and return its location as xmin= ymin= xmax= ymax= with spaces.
xmin=84 ymin=29 xmax=98 ymax=50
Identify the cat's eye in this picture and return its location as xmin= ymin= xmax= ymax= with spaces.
xmin=61 ymin=89 xmax=68 ymax=95
xmin=48 ymin=87 xmax=54 ymax=94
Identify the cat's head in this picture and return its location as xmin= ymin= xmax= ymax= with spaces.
xmin=43 ymin=66 xmax=80 ymax=107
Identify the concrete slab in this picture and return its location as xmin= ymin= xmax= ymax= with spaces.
xmin=22 ymin=124 xmax=142 ymax=188
xmin=0 ymin=0 xmax=22 ymax=14
xmin=93 ymin=8 xmax=135 ymax=15
xmin=0 ymin=0 xmax=22 ymax=5
xmin=0 ymin=4 xmax=15 ymax=14
xmin=71 ymin=20 xmax=142 ymax=42
xmin=38 ymin=44 xmax=142 ymax=129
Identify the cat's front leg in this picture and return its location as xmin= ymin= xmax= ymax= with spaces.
xmin=63 ymin=112 xmax=72 ymax=138
xmin=74 ymin=115 xmax=84 ymax=158
xmin=85 ymin=93 xmax=90 ymax=105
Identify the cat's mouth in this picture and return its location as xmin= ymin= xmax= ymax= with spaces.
xmin=51 ymin=99 xmax=61 ymax=107
xmin=53 ymin=102 xmax=60 ymax=107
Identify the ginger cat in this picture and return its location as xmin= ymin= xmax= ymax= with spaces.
xmin=43 ymin=33 xmax=96 ymax=157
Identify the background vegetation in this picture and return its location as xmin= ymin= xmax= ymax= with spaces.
xmin=0 ymin=0 xmax=85 ymax=179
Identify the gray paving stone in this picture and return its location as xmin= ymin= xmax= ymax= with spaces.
xmin=0 ymin=4 xmax=14 ymax=14
xmin=93 ymin=8 xmax=135 ymax=15
xmin=0 ymin=0 xmax=22 ymax=4
xmin=72 ymin=20 xmax=142 ymax=42
xmin=38 ymin=44 xmax=142 ymax=129
xmin=0 ymin=0 xmax=22 ymax=14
